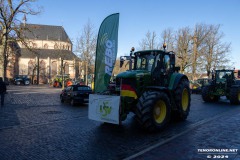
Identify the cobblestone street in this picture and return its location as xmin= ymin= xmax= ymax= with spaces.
xmin=0 ymin=85 xmax=240 ymax=160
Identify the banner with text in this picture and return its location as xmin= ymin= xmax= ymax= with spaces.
xmin=94 ymin=13 xmax=119 ymax=93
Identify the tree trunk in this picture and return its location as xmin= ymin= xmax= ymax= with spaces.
xmin=0 ymin=45 xmax=4 ymax=79
xmin=0 ymin=31 xmax=9 ymax=81
xmin=85 ymin=61 xmax=88 ymax=85
xmin=192 ymin=36 xmax=198 ymax=80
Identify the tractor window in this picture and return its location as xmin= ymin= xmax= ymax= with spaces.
xmin=147 ymin=55 xmax=155 ymax=71
xmin=216 ymin=71 xmax=232 ymax=81
xmin=136 ymin=54 xmax=155 ymax=71
xmin=136 ymin=57 xmax=146 ymax=69
xmin=163 ymin=55 xmax=170 ymax=72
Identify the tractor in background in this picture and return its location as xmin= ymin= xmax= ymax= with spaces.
xmin=202 ymin=69 xmax=240 ymax=104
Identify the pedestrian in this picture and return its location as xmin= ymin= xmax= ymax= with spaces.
xmin=0 ymin=77 xmax=7 ymax=106
xmin=66 ymin=79 xmax=72 ymax=87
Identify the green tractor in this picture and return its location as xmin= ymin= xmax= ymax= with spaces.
xmin=113 ymin=46 xmax=191 ymax=132
xmin=202 ymin=69 xmax=240 ymax=104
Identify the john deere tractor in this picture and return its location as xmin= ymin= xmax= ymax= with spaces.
xmin=202 ymin=69 xmax=240 ymax=104
xmin=113 ymin=45 xmax=191 ymax=132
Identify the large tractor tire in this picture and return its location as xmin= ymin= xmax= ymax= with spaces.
xmin=136 ymin=91 xmax=171 ymax=132
xmin=230 ymin=87 xmax=240 ymax=105
xmin=202 ymin=86 xmax=219 ymax=102
xmin=174 ymin=79 xmax=191 ymax=121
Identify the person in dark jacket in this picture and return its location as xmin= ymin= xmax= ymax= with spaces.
xmin=0 ymin=77 xmax=7 ymax=106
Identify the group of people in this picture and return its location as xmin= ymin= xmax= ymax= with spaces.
xmin=53 ymin=79 xmax=73 ymax=88
xmin=0 ymin=77 xmax=7 ymax=106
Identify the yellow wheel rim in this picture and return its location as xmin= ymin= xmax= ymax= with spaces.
xmin=182 ymin=88 xmax=189 ymax=111
xmin=154 ymin=100 xmax=167 ymax=124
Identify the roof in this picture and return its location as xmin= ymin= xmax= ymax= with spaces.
xmin=134 ymin=50 xmax=172 ymax=55
xmin=21 ymin=23 xmax=72 ymax=43
xmin=20 ymin=48 xmax=80 ymax=60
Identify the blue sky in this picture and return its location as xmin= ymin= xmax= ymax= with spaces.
xmin=27 ymin=0 xmax=240 ymax=68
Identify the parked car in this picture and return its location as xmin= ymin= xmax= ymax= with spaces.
xmin=190 ymin=80 xmax=201 ymax=94
xmin=190 ymin=78 xmax=211 ymax=94
xmin=13 ymin=75 xmax=31 ymax=85
xmin=60 ymin=85 xmax=92 ymax=106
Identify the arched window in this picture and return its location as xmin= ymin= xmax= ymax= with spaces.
xmin=44 ymin=44 xmax=48 ymax=49
xmin=54 ymin=44 xmax=58 ymax=49
xmin=33 ymin=43 xmax=37 ymax=48
xmin=29 ymin=42 xmax=33 ymax=48
xmin=51 ymin=61 xmax=57 ymax=76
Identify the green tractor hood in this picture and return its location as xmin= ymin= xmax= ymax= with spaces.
xmin=116 ymin=70 xmax=152 ymax=97
xmin=116 ymin=70 xmax=151 ymax=79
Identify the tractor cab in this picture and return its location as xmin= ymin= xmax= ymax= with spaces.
xmin=119 ymin=46 xmax=179 ymax=87
xmin=212 ymin=69 xmax=235 ymax=87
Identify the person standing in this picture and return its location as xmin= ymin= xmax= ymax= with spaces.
xmin=0 ymin=77 xmax=7 ymax=106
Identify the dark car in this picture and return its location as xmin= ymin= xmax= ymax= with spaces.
xmin=190 ymin=78 xmax=211 ymax=94
xmin=60 ymin=85 xmax=92 ymax=106
xmin=13 ymin=75 xmax=31 ymax=85
xmin=190 ymin=80 xmax=201 ymax=94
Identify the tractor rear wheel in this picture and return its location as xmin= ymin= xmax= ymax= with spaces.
xmin=174 ymin=79 xmax=191 ymax=121
xmin=136 ymin=91 xmax=171 ymax=132
xmin=230 ymin=87 xmax=240 ymax=105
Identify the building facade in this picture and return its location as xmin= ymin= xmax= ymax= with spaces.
xmin=15 ymin=23 xmax=80 ymax=84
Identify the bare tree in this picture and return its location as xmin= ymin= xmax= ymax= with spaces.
xmin=160 ymin=28 xmax=175 ymax=51
xmin=200 ymin=24 xmax=231 ymax=77
xmin=135 ymin=23 xmax=232 ymax=81
xmin=75 ymin=20 xmax=97 ymax=85
xmin=28 ymin=59 xmax=37 ymax=84
xmin=139 ymin=31 xmax=159 ymax=50
xmin=175 ymin=27 xmax=192 ymax=73
xmin=0 ymin=0 xmax=41 ymax=80
xmin=191 ymin=23 xmax=211 ymax=80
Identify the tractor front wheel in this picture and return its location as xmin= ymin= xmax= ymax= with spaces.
xmin=202 ymin=86 xmax=219 ymax=102
xmin=136 ymin=91 xmax=171 ymax=132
